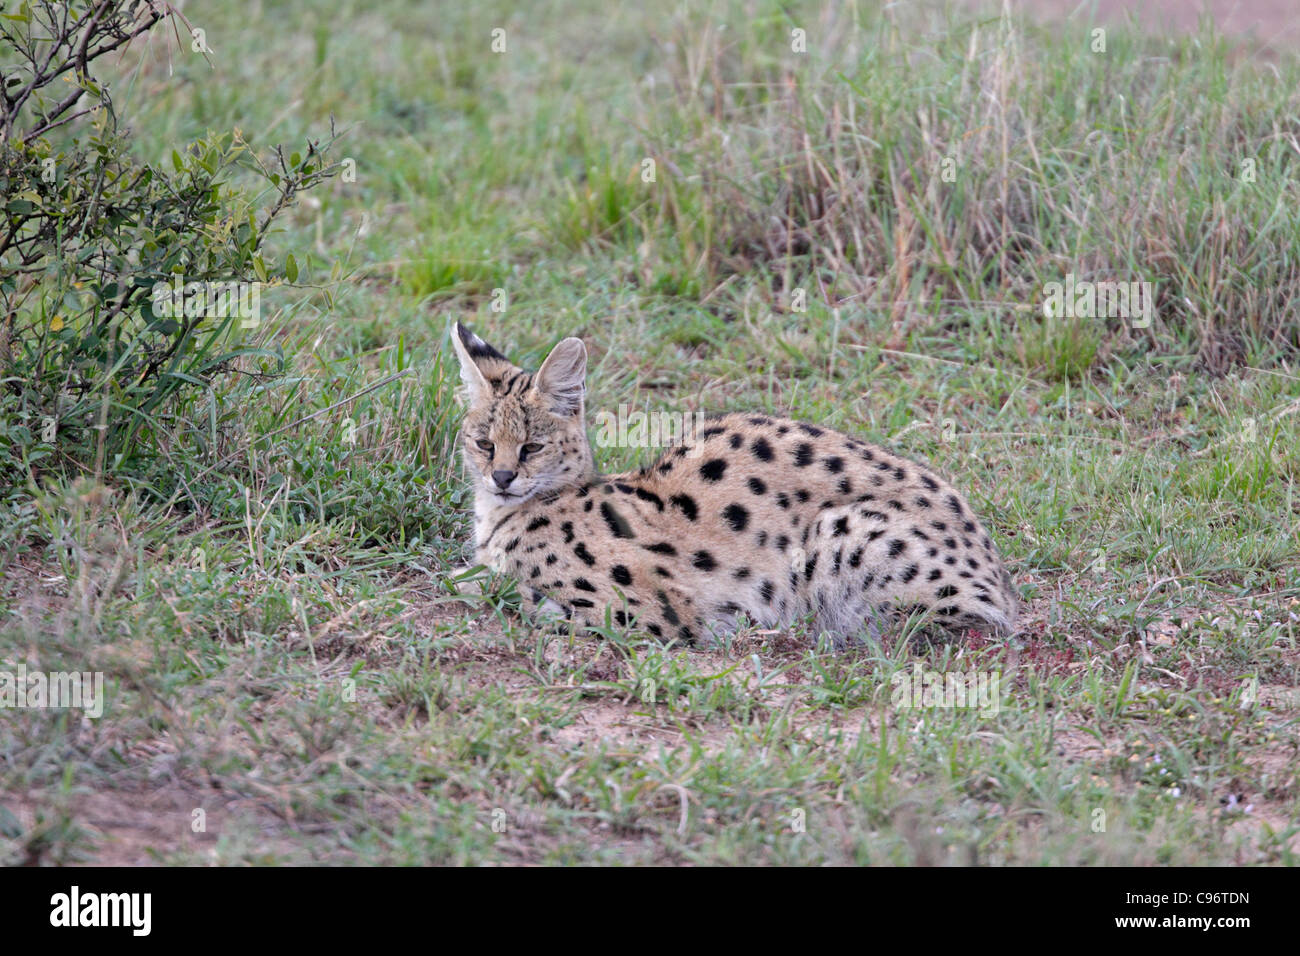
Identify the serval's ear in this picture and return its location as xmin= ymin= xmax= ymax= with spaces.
xmin=450 ymin=322 xmax=508 ymax=406
xmin=532 ymin=336 xmax=587 ymax=416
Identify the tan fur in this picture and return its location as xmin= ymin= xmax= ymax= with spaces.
xmin=450 ymin=322 xmax=1018 ymax=645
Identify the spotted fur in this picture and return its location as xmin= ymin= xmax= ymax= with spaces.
xmin=450 ymin=322 xmax=1018 ymax=645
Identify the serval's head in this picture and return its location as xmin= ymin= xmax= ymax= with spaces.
xmin=450 ymin=322 xmax=594 ymax=509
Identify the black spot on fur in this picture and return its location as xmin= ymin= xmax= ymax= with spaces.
xmin=600 ymin=502 xmax=636 ymax=539
xmin=723 ymin=504 xmax=750 ymax=532
xmin=670 ymin=494 xmax=698 ymax=521
xmin=752 ymin=437 xmax=774 ymax=461
xmin=573 ymin=543 xmax=597 ymax=566
xmin=526 ymin=516 xmax=551 ymax=532
xmin=794 ymin=443 xmax=815 ymax=467
xmin=887 ymin=539 xmax=906 ymax=558
xmin=611 ymin=565 xmax=633 ymax=586
xmin=748 ymin=477 xmax=767 ymax=495
xmin=635 ymin=488 xmax=665 ymax=510
xmin=700 ymin=459 xmax=728 ymax=481
xmin=693 ymin=551 xmax=717 ymax=572
xmin=657 ymin=592 xmax=681 ymax=627
xmin=644 ymin=541 xmax=677 ymax=555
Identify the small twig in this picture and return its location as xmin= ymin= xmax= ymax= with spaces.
xmin=20 ymin=104 xmax=99 ymax=143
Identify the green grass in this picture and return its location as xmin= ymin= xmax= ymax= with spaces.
xmin=1 ymin=0 xmax=1298 ymax=865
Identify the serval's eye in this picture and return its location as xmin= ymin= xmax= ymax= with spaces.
xmin=520 ymin=442 xmax=544 ymax=459
xmin=476 ymin=439 xmax=494 ymax=453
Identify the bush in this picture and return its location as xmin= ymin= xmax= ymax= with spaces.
xmin=0 ymin=0 xmax=341 ymax=493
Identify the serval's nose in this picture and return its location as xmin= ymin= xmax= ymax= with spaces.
xmin=491 ymin=469 xmax=517 ymax=491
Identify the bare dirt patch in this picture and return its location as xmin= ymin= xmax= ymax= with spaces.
xmin=2 ymin=784 xmax=293 ymax=866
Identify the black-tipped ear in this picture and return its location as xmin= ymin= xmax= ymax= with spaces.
xmin=455 ymin=322 xmax=507 ymax=362
xmin=533 ymin=337 xmax=587 ymax=415
xmin=450 ymin=322 xmax=504 ymax=404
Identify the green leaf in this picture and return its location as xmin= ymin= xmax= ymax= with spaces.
xmin=285 ymin=253 xmax=298 ymax=283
